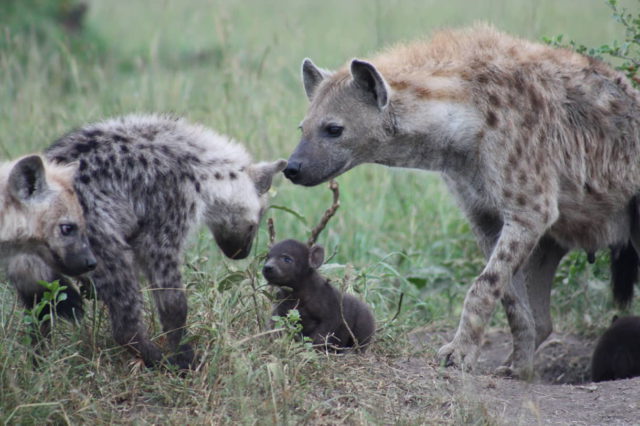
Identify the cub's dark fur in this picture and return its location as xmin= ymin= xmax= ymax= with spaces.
xmin=591 ymin=316 xmax=640 ymax=382
xmin=263 ymin=239 xmax=375 ymax=351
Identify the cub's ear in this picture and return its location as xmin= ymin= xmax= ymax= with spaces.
xmin=248 ymin=159 xmax=288 ymax=195
xmin=8 ymin=155 xmax=49 ymax=202
xmin=350 ymin=59 xmax=389 ymax=110
xmin=308 ymin=244 xmax=325 ymax=269
xmin=302 ymin=58 xmax=332 ymax=101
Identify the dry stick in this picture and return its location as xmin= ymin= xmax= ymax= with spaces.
xmin=307 ymin=179 xmax=340 ymax=247
xmin=267 ymin=217 xmax=276 ymax=246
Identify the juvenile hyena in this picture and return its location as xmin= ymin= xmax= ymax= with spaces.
xmin=263 ymin=239 xmax=375 ymax=352
xmin=10 ymin=114 xmax=286 ymax=368
xmin=284 ymin=25 xmax=640 ymax=378
xmin=1 ymin=155 xmax=95 ymax=275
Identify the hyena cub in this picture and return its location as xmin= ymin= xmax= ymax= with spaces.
xmin=591 ymin=316 xmax=640 ymax=382
xmin=10 ymin=114 xmax=286 ymax=369
xmin=1 ymin=155 xmax=96 ymax=322
xmin=263 ymin=239 xmax=375 ymax=351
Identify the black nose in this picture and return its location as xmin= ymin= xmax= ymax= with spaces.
xmin=262 ymin=265 xmax=273 ymax=276
xmin=283 ymin=161 xmax=301 ymax=179
xmin=85 ymin=257 xmax=97 ymax=271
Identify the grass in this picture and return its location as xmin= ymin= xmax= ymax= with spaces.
xmin=1 ymin=0 xmax=639 ymax=423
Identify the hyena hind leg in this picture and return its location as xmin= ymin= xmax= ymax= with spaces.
xmin=138 ymin=247 xmax=195 ymax=370
xmin=89 ymin=238 xmax=164 ymax=368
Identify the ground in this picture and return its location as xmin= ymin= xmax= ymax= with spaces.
xmin=304 ymin=327 xmax=640 ymax=425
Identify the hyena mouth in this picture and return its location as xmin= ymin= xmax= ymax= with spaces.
xmin=286 ymin=161 xmax=350 ymax=187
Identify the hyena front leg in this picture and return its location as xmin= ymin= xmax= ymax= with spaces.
xmin=138 ymin=247 xmax=194 ymax=369
xmin=465 ymin=211 xmax=537 ymax=378
xmin=438 ymin=211 xmax=552 ymax=372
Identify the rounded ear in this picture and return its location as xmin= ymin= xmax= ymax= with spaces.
xmin=350 ymin=59 xmax=389 ymax=110
xmin=308 ymin=244 xmax=325 ymax=269
xmin=302 ymin=58 xmax=332 ymax=101
xmin=8 ymin=155 xmax=49 ymax=202
xmin=247 ymin=159 xmax=288 ymax=195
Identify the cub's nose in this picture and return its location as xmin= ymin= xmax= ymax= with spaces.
xmin=262 ymin=265 xmax=273 ymax=276
xmin=283 ymin=161 xmax=301 ymax=180
xmin=85 ymin=256 xmax=97 ymax=271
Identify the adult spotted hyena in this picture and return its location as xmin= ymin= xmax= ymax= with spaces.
xmin=11 ymin=114 xmax=286 ymax=368
xmin=284 ymin=25 xmax=640 ymax=378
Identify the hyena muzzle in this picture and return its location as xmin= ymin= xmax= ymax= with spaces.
xmin=10 ymin=114 xmax=286 ymax=369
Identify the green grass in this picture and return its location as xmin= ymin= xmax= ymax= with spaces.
xmin=1 ymin=0 xmax=639 ymax=423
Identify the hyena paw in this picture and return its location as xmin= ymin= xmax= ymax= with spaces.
xmin=437 ymin=338 xmax=479 ymax=372
xmin=495 ymin=362 xmax=534 ymax=380
xmin=167 ymin=344 xmax=197 ymax=371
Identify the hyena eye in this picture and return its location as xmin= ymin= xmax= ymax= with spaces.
xmin=59 ymin=223 xmax=77 ymax=236
xmin=282 ymin=255 xmax=293 ymax=264
xmin=324 ymin=125 xmax=344 ymax=138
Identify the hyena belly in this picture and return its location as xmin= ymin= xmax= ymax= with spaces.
xmin=11 ymin=114 xmax=284 ymax=368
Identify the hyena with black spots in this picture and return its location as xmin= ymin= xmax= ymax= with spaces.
xmin=10 ymin=114 xmax=286 ymax=368
xmin=284 ymin=24 xmax=640 ymax=378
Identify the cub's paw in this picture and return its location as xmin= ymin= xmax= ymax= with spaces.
xmin=168 ymin=344 xmax=198 ymax=371
xmin=437 ymin=338 xmax=479 ymax=372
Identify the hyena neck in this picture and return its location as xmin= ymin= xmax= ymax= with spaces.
xmin=373 ymin=99 xmax=483 ymax=173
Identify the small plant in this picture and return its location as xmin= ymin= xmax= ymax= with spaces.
xmin=271 ymin=309 xmax=313 ymax=348
xmin=544 ymin=0 xmax=640 ymax=87
xmin=22 ymin=280 xmax=68 ymax=342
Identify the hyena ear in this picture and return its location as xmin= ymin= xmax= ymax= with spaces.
xmin=302 ymin=58 xmax=332 ymax=101
xmin=308 ymin=244 xmax=325 ymax=269
xmin=248 ymin=159 xmax=288 ymax=195
xmin=350 ymin=59 xmax=390 ymax=110
xmin=8 ymin=155 xmax=49 ymax=202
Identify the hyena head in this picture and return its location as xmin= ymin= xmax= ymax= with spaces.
xmin=7 ymin=155 xmax=96 ymax=276
xmin=284 ymin=58 xmax=395 ymax=186
xmin=262 ymin=239 xmax=325 ymax=288
xmin=207 ymin=159 xmax=287 ymax=260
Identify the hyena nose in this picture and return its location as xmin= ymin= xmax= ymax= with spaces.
xmin=262 ymin=264 xmax=273 ymax=276
xmin=283 ymin=161 xmax=301 ymax=179
xmin=85 ymin=256 xmax=97 ymax=271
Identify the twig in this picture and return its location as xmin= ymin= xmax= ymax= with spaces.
xmin=267 ymin=217 xmax=276 ymax=246
xmin=307 ymin=180 xmax=340 ymax=246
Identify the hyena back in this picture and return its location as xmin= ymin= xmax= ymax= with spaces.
xmin=285 ymin=24 xmax=640 ymax=378
xmin=11 ymin=114 xmax=286 ymax=368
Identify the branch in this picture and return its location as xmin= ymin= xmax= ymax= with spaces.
xmin=307 ymin=180 xmax=340 ymax=246
xmin=267 ymin=217 xmax=276 ymax=246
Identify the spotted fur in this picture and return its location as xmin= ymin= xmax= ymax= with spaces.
xmin=285 ymin=24 xmax=640 ymax=378
xmin=10 ymin=114 xmax=286 ymax=368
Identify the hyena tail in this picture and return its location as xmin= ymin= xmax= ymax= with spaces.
xmin=9 ymin=255 xmax=85 ymax=323
xmin=610 ymin=242 xmax=638 ymax=308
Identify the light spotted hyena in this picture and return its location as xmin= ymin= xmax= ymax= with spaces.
xmin=10 ymin=114 xmax=286 ymax=369
xmin=284 ymin=24 xmax=640 ymax=378
xmin=1 ymin=155 xmax=96 ymax=326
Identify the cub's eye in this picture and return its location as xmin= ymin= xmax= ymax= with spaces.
xmin=325 ymin=125 xmax=344 ymax=138
xmin=59 ymin=224 xmax=77 ymax=236
xmin=282 ymin=255 xmax=293 ymax=264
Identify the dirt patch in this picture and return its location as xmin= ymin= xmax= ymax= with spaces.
xmin=307 ymin=328 xmax=640 ymax=424
xmin=410 ymin=328 xmax=593 ymax=385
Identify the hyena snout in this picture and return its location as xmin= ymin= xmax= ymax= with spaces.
xmin=214 ymin=227 xmax=255 ymax=260
xmin=52 ymin=234 xmax=97 ymax=276
xmin=283 ymin=160 xmax=302 ymax=181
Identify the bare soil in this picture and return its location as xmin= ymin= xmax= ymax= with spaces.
xmin=307 ymin=328 xmax=640 ymax=424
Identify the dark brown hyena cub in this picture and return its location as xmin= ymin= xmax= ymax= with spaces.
xmin=591 ymin=316 xmax=640 ymax=382
xmin=262 ymin=239 xmax=375 ymax=352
